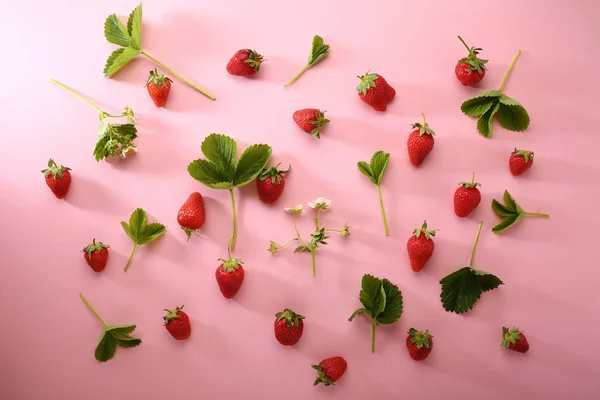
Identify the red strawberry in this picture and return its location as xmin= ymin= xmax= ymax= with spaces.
xmin=215 ymin=258 xmax=245 ymax=299
xmin=82 ymin=239 xmax=110 ymax=273
xmin=292 ymin=109 xmax=330 ymax=138
xmin=41 ymin=158 xmax=71 ymax=199
xmin=226 ymin=49 xmax=264 ymax=77
xmin=257 ymin=163 xmax=291 ymax=204
xmin=509 ymin=149 xmax=534 ymax=176
xmin=357 ymin=72 xmax=396 ymax=111
xmin=145 ymin=69 xmax=173 ymax=107
xmin=454 ymin=173 xmax=482 ymax=217
xmin=274 ymin=308 xmax=305 ymax=346
xmin=406 ymin=328 xmax=434 ymax=361
xmin=455 ymin=36 xmax=488 ymax=86
xmin=177 ymin=192 xmax=206 ymax=240
xmin=501 ymin=327 xmax=529 ymax=353
xmin=312 ymin=357 xmax=347 ymax=386
xmin=407 ymin=221 xmax=436 ymax=272
xmin=163 ymin=305 xmax=191 ymax=340
xmin=407 ymin=113 xmax=435 ymax=166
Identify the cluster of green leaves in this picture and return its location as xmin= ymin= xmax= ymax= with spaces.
xmin=461 ymin=90 xmax=529 ymax=138
xmin=440 ymin=267 xmax=503 ymax=314
xmin=103 ymin=3 xmax=143 ymax=76
xmin=284 ymin=35 xmax=330 ymax=87
xmin=358 ymin=151 xmax=391 ymax=236
xmin=294 ymin=227 xmax=329 ymax=253
xmin=95 ymin=324 xmax=141 ymax=362
xmin=491 ymin=190 xmax=549 ymax=234
xmin=121 ymin=208 xmax=166 ymax=271
xmin=94 ymin=113 xmax=137 ymax=161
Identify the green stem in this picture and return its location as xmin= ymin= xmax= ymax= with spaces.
xmin=316 ymin=209 xmax=322 ymax=229
xmin=277 ymin=238 xmax=298 ymax=250
xmin=311 ymin=250 xmax=316 ymax=277
xmin=524 ymin=212 xmax=550 ymax=217
xmin=377 ymin=185 xmax=389 ymax=236
xmin=228 ymin=189 xmax=238 ymax=252
xmin=471 ymin=172 xmax=475 ymax=185
xmin=468 ymin=221 xmax=484 ymax=268
xmin=457 ymin=36 xmax=471 ymax=52
xmin=124 ymin=243 xmax=138 ymax=272
xmin=50 ymin=79 xmax=104 ymax=114
xmin=293 ymin=214 xmax=307 ymax=245
xmin=371 ymin=320 xmax=376 ymax=353
xmin=80 ymin=293 xmax=107 ymax=327
xmin=498 ymin=49 xmax=522 ymax=92
xmin=141 ymin=51 xmax=216 ymax=100
xmin=284 ymin=65 xmax=310 ymax=87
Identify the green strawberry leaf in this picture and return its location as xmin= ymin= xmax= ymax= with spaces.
xmin=490 ymin=190 xmax=549 ymax=234
xmin=491 ymin=199 xmax=515 ymax=217
xmin=476 ymin=101 xmax=500 ymax=138
xmin=104 ymin=14 xmax=130 ymax=47
xmin=496 ymin=103 xmax=530 ymax=132
xmin=128 ymin=208 xmax=147 ymax=240
xmin=95 ymin=325 xmax=141 ymax=362
xmin=492 ymin=214 xmax=523 ymax=234
xmin=103 ymin=47 xmax=140 ymax=77
xmin=121 ymin=208 xmax=166 ymax=271
xmin=347 ymin=307 xmax=368 ymax=321
xmin=498 ymin=94 xmax=522 ymax=106
xmin=371 ymin=151 xmax=390 ymax=185
xmin=375 ymin=278 xmax=403 ymax=324
xmin=440 ymin=267 xmax=503 ymax=314
xmin=201 ymin=133 xmax=237 ymax=181
xmin=95 ymin=330 xmax=117 ymax=362
xmin=138 ymin=223 xmax=167 ymax=245
xmin=127 ymin=3 xmax=143 ymax=50
xmin=357 ymin=161 xmax=375 ymax=184
xmin=308 ymin=35 xmax=330 ymax=66
xmin=474 ymin=271 xmax=504 ymax=292
xmin=187 ymin=159 xmax=233 ymax=189
xmin=358 ymin=274 xmax=385 ymax=317
xmin=233 ymin=144 xmax=272 ymax=187
xmin=294 ymin=245 xmax=312 ymax=253
xmin=460 ymin=90 xmax=501 ymax=117
xmin=503 ymin=190 xmax=518 ymax=212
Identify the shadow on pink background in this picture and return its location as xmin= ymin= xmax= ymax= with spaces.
xmin=1 ymin=0 xmax=599 ymax=399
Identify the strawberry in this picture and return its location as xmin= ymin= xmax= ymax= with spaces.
xmin=356 ymin=72 xmax=396 ymax=112
xmin=292 ymin=109 xmax=330 ymax=138
xmin=145 ymin=69 xmax=173 ymax=108
xmin=274 ymin=308 xmax=305 ymax=346
xmin=501 ymin=327 xmax=529 ymax=353
xmin=226 ymin=49 xmax=264 ymax=77
xmin=216 ymin=258 xmax=245 ymax=299
xmin=257 ymin=163 xmax=291 ymax=204
xmin=509 ymin=149 xmax=534 ymax=176
xmin=407 ymin=221 xmax=436 ymax=272
xmin=41 ymin=158 xmax=72 ymax=199
xmin=177 ymin=192 xmax=206 ymax=241
xmin=312 ymin=357 xmax=347 ymax=386
xmin=455 ymin=36 xmax=488 ymax=86
xmin=82 ymin=239 xmax=110 ymax=273
xmin=407 ymin=113 xmax=435 ymax=166
xmin=454 ymin=173 xmax=482 ymax=217
xmin=163 ymin=305 xmax=191 ymax=340
xmin=406 ymin=328 xmax=434 ymax=361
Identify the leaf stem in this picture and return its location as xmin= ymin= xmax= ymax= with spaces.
xmin=284 ymin=65 xmax=310 ymax=87
xmin=371 ymin=320 xmax=376 ymax=353
xmin=50 ymin=79 xmax=104 ymax=114
xmin=228 ymin=189 xmax=238 ymax=252
xmin=524 ymin=212 xmax=549 ymax=217
xmin=277 ymin=238 xmax=298 ymax=250
xmin=498 ymin=49 xmax=522 ymax=92
xmin=140 ymin=51 xmax=216 ymax=100
xmin=469 ymin=221 xmax=484 ymax=268
xmin=293 ymin=214 xmax=307 ymax=245
xmin=124 ymin=243 xmax=138 ymax=272
xmin=80 ymin=293 xmax=107 ymax=327
xmin=377 ymin=185 xmax=389 ymax=236
xmin=316 ymin=209 xmax=322 ymax=229
xmin=457 ymin=36 xmax=471 ymax=52
xmin=311 ymin=249 xmax=316 ymax=277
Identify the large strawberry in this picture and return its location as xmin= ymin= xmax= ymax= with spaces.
xmin=177 ymin=192 xmax=206 ymax=240
xmin=41 ymin=158 xmax=72 ymax=199
xmin=509 ymin=149 xmax=534 ymax=176
xmin=145 ymin=69 xmax=173 ymax=108
xmin=501 ymin=327 xmax=529 ymax=353
xmin=407 ymin=221 xmax=436 ymax=272
xmin=454 ymin=173 xmax=482 ymax=217
xmin=406 ymin=328 xmax=434 ymax=361
xmin=82 ymin=239 xmax=110 ymax=273
xmin=312 ymin=357 xmax=347 ymax=386
xmin=257 ymin=163 xmax=291 ymax=205
xmin=356 ymin=72 xmax=395 ymax=111
xmin=292 ymin=109 xmax=330 ymax=138
xmin=407 ymin=114 xmax=435 ymax=166
xmin=216 ymin=258 xmax=245 ymax=299
xmin=274 ymin=308 xmax=305 ymax=346
xmin=455 ymin=36 xmax=488 ymax=86
xmin=163 ymin=305 xmax=191 ymax=340
xmin=226 ymin=49 xmax=265 ymax=77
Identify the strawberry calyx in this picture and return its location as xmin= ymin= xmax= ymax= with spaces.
xmin=82 ymin=238 xmax=110 ymax=257
xmin=181 ymin=227 xmax=197 ymax=241
xmin=275 ymin=308 xmax=305 ymax=328
xmin=413 ymin=220 xmax=437 ymax=240
xmin=356 ymin=71 xmax=379 ymax=95
xmin=259 ymin=163 xmax=291 ymax=184
xmin=312 ymin=364 xmax=335 ymax=386
xmin=145 ymin=68 xmax=173 ymax=88
xmin=41 ymin=158 xmax=71 ymax=180
xmin=512 ymin=148 xmax=534 ymax=163
xmin=411 ymin=113 xmax=435 ymax=136
xmin=459 ymin=173 xmax=481 ymax=189
xmin=163 ymin=305 xmax=184 ymax=325
xmin=501 ymin=327 xmax=523 ymax=348
xmin=308 ymin=109 xmax=330 ymax=138
xmin=408 ymin=328 xmax=433 ymax=349
xmin=457 ymin=36 xmax=488 ymax=74
xmin=219 ymin=258 xmax=243 ymax=273
xmin=243 ymin=49 xmax=265 ymax=72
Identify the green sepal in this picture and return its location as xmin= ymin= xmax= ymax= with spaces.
xmin=412 ymin=220 xmax=437 ymax=240
xmin=275 ymin=308 xmax=305 ymax=328
xmin=258 ymin=163 xmax=291 ymax=184
xmin=218 ymin=257 xmax=243 ymax=273
xmin=411 ymin=113 xmax=436 ymax=136
xmin=41 ymin=158 xmax=71 ymax=180
xmin=145 ymin=68 xmax=172 ymax=88
xmin=408 ymin=328 xmax=433 ymax=349
xmin=356 ymin=71 xmax=379 ymax=95
xmin=243 ymin=49 xmax=265 ymax=71
xmin=307 ymin=109 xmax=330 ymax=138
xmin=163 ymin=305 xmax=184 ymax=325
xmin=501 ymin=327 xmax=524 ymax=348
xmin=512 ymin=149 xmax=534 ymax=163
xmin=457 ymin=36 xmax=488 ymax=73
xmin=312 ymin=364 xmax=335 ymax=386
xmin=458 ymin=173 xmax=481 ymax=189
xmin=82 ymin=239 xmax=110 ymax=258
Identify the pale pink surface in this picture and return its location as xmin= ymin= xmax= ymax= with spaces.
xmin=1 ymin=0 xmax=600 ymax=398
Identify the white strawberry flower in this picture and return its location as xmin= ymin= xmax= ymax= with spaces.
xmin=308 ymin=197 xmax=331 ymax=210
xmin=285 ymin=204 xmax=303 ymax=214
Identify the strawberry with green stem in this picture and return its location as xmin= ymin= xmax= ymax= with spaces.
xmin=145 ymin=69 xmax=173 ymax=107
xmin=455 ymin=36 xmax=488 ymax=86
xmin=501 ymin=327 xmax=530 ymax=353
xmin=216 ymin=247 xmax=245 ymax=299
xmin=284 ymin=35 xmax=330 ymax=87
xmin=509 ymin=149 xmax=534 ymax=176
xmin=491 ymin=190 xmax=549 ymax=233
xmin=42 ymin=158 xmax=72 ymax=199
xmin=357 ymin=151 xmax=391 ymax=236
xmin=226 ymin=49 xmax=265 ymax=77
xmin=121 ymin=208 xmax=166 ymax=271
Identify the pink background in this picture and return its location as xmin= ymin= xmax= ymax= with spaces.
xmin=1 ymin=0 xmax=600 ymax=398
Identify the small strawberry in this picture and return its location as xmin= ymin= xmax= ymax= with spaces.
xmin=501 ymin=327 xmax=529 ymax=353
xmin=407 ymin=113 xmax=435 ymax=166
xmin=455 ymin=36 xmax=488 ymax=86
xmin=257 ymin=163 xmax=291 ymax=204
xmin=163 ymin=305 xmax=191 ymax=340
xmin=407 ymin=221 xmax=436 ymax=272
xmin=41 ymin=158 xmax=72 ymax=199
xmin=406 ymin=328 xmax=434 ymax=361
xmin=293 ymin=109 xmax=330 ymax=138
xmin=454 ymin=173 xmax=482 ymax=218
xmin=177 ymin=192 xmax=206 ymax=241
xmin=509 ymin=149 xmax=534 ymax=176
xmin=82 ymin=239 xmax=110 ymax=273
xmin=356 ymin=72 xmax=396 ymax=112
xmin=145 ymin=69 xmax=173 ymax=108
xmin=226 ymin=49 xmax=265 ymax=77
xmin=274 ymin=308 xmax=305 ymax=346
xmin=216 ymin=258 xmax=245 ymax=299
xmin=312 ymin=357 xmax=347 ymax=386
